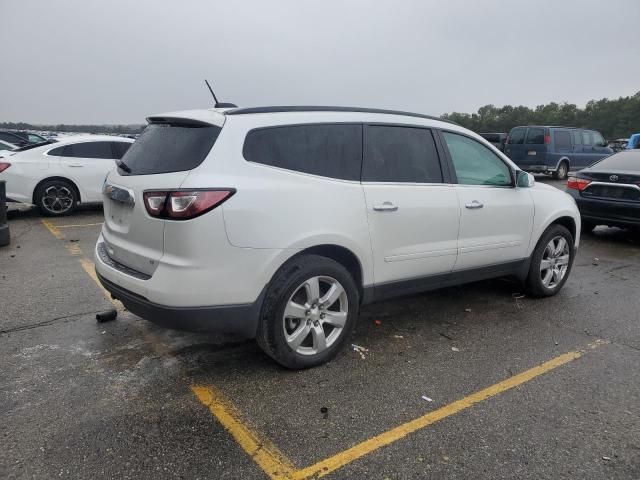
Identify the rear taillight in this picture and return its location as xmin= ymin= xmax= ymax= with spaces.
xmin=567 ymin=177 xmax=591 ymax=191
xmin=0 ymin=162 xmax=11 ymax=173
xmin=544 ymin=134 xmax=551 ymax=145
xmin=143 ymin=189 xmax=235 ymax=220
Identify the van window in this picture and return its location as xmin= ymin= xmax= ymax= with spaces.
xmin=442 ymin=132 xmax=512 ymax=186
xmin=526 ymin=128 xmax=545 ymax=145
xmin=572 ymin=130 xmax=582 ymax=145
xmin=121 ymin=123 xmax=221 ymax=175
xmin=507 ymin=128 xmax=525 ymax=144
xmin=555 ymin=130 xmax=572 ymax=150
xmin=362 ymin=126 xmax=442 ymax=183
xmin=582 ymin=131 xmax=593 ymax=146
xmin=592 ymin=131 xmax=605 ymax=147
xmin=243 ymin=124 xmax=362 ymax=181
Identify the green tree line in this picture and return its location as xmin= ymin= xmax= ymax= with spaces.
xmin=441 ymin=92 xmax=640 ymax=140
xmin=0 ymin=122 xmax=144 ymax=135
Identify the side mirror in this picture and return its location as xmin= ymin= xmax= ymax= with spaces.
xmin=516 ymin=170 xmax=535 ymax=188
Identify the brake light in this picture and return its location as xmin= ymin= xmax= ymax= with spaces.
xmin=544 ymin=134 xmax=551 ymax=145
xmin=0 ymin=162 xmax=11 ymax=173
xmin=143 ymin=189 xmax=235 ymax=220
xmin=567 ymin=177 xmax=591 ymax=191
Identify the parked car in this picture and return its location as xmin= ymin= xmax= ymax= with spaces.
xmin=608 ymin=138 xmax=628 ymax=152
xmin=95 ymin=106 xmax=580 ymax=369
xmin=505 ymin=126 xmax=613 ymax=180
xmin=479 ymin=132 xmax=507 ymax=152
xmin=567 ymin=149 xmax=640 ymax=232
xmin=0 ymin=135 xmax=133 ymax=215
xmin=0 ymin=130 xmax=48 ymax=147
xmin=626 ymin=133 xmax=640 ymax=150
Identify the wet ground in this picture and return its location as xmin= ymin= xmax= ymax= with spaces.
xmin=1 ymin=178 xmax=639 ymax=479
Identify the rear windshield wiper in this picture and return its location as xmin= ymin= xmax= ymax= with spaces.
xmin=116 ymin=159 xmax=132 ymax=173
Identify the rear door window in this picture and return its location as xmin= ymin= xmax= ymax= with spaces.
xmin=442 ymin=132 xmax=512 ymax=186
xmin=554 ymin=130 xmax=572 ymax=150
xmin=526 ymin=128 xmax=545 ymax=144
xmin=243 ymin=123 xmax=362 ymax=181
xmin=63 ymin=141 xmax=115 ymax=159
xmin=121 ymin=123 xmax=221 ymax=175
xmin=507 ymin=128 xmax=526 ymax=144
xmin=362 ymin=125 xmax=442 ymax=183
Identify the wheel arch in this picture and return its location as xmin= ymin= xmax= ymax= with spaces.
xmin=32 ymin=176 xmax=82 ymax=204
xmin=275 ymin=244 xmax=366 ymax=302
xmin=549 ymin=215 xmax=577 ymax=242
xmin=554 ymin=156 xmax=570 ymax=170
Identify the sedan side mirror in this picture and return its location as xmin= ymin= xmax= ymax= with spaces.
xmin=516 ymin=170 xmax=535 ymax=188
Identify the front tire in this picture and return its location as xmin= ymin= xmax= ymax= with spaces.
xmin=552 ymin=161 xmax=569 ymax=180
xmin=256 ymin=254 xmax=359 ymax=369
xmin=525 ymin=224 xmax=575 ymax=298
xmin=35 ymin=179 xmax=78 ymax=216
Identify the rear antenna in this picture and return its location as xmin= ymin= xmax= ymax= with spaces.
xmin=204 ymin=79 xmax=237 ymax=108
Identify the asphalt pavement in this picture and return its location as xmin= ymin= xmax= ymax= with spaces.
xmin=1 ymin=179 xmax=639 ymax=479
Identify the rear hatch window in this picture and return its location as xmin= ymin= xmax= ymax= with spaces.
xmin=119 ymin=123 xmax=221 ymax=175
xmin=526 ymin=128 xmax=546 ymax=144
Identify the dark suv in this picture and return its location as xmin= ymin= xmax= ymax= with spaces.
xmin=505 ymin=126 xmax=613 ymax=179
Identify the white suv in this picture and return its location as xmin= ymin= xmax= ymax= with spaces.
xmin=95 ymin=106 xmax=580 ymax=369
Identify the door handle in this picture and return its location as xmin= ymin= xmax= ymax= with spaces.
xmin=68 ymin=163 xmax=84 ymax=167
xmin=465 ymin=200 xmax=484 ymax=209
xmin=373 ymin=202 xmax=398 ymax=212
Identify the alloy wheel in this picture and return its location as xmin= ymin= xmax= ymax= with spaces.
xmin=539 ymin=235 xmax=570 ymax=288
xmin=42 ymin=185 xmax=74 ymax=214
xmin=282 ymin=275 xmax=348 ymax=355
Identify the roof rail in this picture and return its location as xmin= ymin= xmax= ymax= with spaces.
xmin=225 ymin=106 xmax=455 ymax=124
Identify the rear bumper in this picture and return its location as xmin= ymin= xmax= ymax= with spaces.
xmin=570 ymin=192 xmax=640 ymax=228
xmin=97 ymin=272 xmax=264 ymax=338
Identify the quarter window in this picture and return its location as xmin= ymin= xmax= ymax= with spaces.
xmin=243 ymin=124 xmax=362 ymax=181
xmin=63 ymin=141 xmax=115 ymax=159
xmin=111 ymin=142 xmax=131 ymax=160
xmin=362 ymin=126 xmax=442 ymax=183
xmin=47 ymin=146 xmax=66 ymax=156
xmin=442 ymin=132 xmax=512 ymax=186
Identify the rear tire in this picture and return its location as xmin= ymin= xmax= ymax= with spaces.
xmin=35 ymin=179 xmax=78 ymax=216
xmin=256 ymin=254 xmax=359 ymax=369
xmin=552 ymin=161 xmax=569 ymax=180
xmin=525 ymin=224 xmax=575 ymax=298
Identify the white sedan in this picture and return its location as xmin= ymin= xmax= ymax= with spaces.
xmin=0 ymin=135 xmax=134 ymax=215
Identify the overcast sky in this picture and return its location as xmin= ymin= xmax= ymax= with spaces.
xmin=2 ymin=0 xmax=639 ymax=124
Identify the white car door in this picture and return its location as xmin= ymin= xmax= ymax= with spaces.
xmin=440 ymin=131 xmax=534 ymax=271
xmin=59 ymin=141 xmax=117 ymax=202
xmin=362 ymin=125 xmax=459 ymax=296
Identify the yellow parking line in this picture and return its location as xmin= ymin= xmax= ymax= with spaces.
xmin=55 ymin=222 xmax=103 ymax=228
xmin=191 ymin=385 xmax=297 ymax=480
xmin=192 ymin=340 xmax=607 ymax=480
xmin=41 ymin=219 xmax=64 ymax=240
xmin=294 ymin=340 xmax=607 ymax=479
